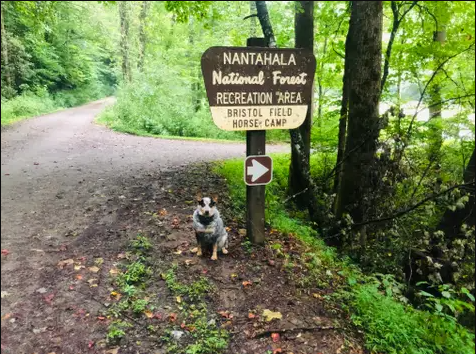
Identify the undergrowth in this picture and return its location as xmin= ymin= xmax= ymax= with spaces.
xmin=214 ymin=154 xmax=476 ymax=354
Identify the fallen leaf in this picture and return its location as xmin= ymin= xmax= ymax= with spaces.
xmin=89 ymin=266 xmax=100 ymax=273
xmin=105 ymin=348 xmax=119 ymax=354
xmin=59 ymin=244 xmax=67 ymax=251
xmin=202 ymin=269 xmax=208 ymax=274
xmin=176 ymin=296 xmax=182 ymax=304
xmin=312 ymin=293 xmax=322 ymax=299
xmin=238 ymin=229 xmax=246 ymax=236
xmin=74 ymin=264 xmax=85 ymax=271
xmin=242 ymin=281 xmax=252 ymax=287
xmin=1 ymin=291 xmax=10 ymax=298
xmin=88 ymin=341 xmax=94 ymax=349
xmin=184 ymin=259 xmax=194 ymax=266
xmin=94 ymin=258 xmax=104 ymax=266
xmin=144 ymin=310 xmax=153 ymax=319
xmin=69 ymin=285 xmax=74 ymax=290
xmin=171 ymin=217 xmax=180 ymax=228
xmin=75 ymin=275 xmax=83 ymax=280
xmin=271 ymin=333 xmax=280 ymax=342
xmin=117 ymin=253 xmax=126 ymax=259
xmin=88 ymin=279 xmax=98 ymax=287
xmin=36 ymin=287 xmax=47 ymax=294
xmin=154 ymin=313 xmax=163 ymax=320
xmin=273 ymin=349 xmax=282 ymax=354
xmin=218 ymin=311 xmax=233 ymax=319
xmin=159 ymin=208 xmax=168 ymax=216
xmin=1 ymin=313 xmax=12 ymax=320
xmin=173 ymin=250 xmax=183 ymax=255
xmin=109 ymin=268 xmax=120 ymax=276
xmin=97 ymin=316 xmax=106 ymax=321
xmin=248 ymin=313 xmax=256 ymax=319
xmin=57 ymin=259 xmax=74 ymax=268
xmin=262 ymin=309 xmax=282 ymax=322
xmin=44 ymin=293 xmax=55 ymax=305
xmin=180 ymin=322 xmax=186 ymax=329
xmin=169 ymin=313 xmax=177 ymax=322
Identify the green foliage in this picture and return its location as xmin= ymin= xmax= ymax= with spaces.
xmin=1 ymin=1 xmax=117 ymax=122
xmin=131 ymin=234 xmax=152 ymax=252
xmin=107 ymin=320 xmax=132 ymax=343
xmin=216 ymin=157 xmax=476 ymax=354
xmin=349 ymin=282 xmax=475 ymax=354
xmin=1 ymin=90 xmax=59 ymax=125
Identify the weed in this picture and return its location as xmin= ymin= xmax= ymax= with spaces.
xmin=163 ymin=266 xmax=213 ymax=301
xmin=131 ymin=235 xmax=152 ymax=252
xmin=107 ymin=320 xmax=132 ymax=343
xmin=119 ymin=260 xmax=152 ymax=285
xmin=131 ymin=299 xmax=149 ymax=314
xmin=242 ymin=239 xmax=253 ymax=254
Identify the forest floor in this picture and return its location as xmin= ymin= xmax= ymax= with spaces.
xmin=1 ymin=100 xmax=363 ymax=354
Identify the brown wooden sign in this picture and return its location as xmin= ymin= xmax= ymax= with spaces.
xmin=244 ymin=155 xmax=273 ymax=186
xmin=201 ymin=46 xmax=316 ymax=131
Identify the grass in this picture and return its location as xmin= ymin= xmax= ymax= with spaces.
xmin=1 ymin=85 xmax=113 ymax=126
xmin=214 ymin=154 xmax=476 ymax=354
xmin=1 ymin=92 xmax=61 ymax=126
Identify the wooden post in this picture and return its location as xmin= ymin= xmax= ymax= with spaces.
xmin=246 ymin=37 xmax=266 ymax=245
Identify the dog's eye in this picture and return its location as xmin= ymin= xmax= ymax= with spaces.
xmin=199 ymin=200 xmax=205 ymax=207
xmin=210 ymin=201 xmax=216 ymax=207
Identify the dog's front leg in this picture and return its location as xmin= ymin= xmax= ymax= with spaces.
xmin=211 ymin=243 xmax=218 ymax=261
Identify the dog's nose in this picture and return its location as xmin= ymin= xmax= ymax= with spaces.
xmin=205 ymin=210 xmax=210 ymax=215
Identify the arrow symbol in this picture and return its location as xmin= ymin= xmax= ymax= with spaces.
xmin=247 ymin=159 xmax=269 ymax=182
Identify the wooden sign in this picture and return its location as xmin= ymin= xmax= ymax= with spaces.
xmin=201 ymin=47 xmax=316 ymax=131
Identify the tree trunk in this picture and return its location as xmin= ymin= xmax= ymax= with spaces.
xmin=335 ymin=2 xmax=383 ymax=249
xmin=255 ymin=1 xmax=276 ymax=48
xmin=332 ymin=33 xmax=350 ymax=203
xmin=119 ymin=2 xmax=131 ymax=82
xmin=256 ymin=1 xmax=326 ymax=228
xmin=435 ymin=149 xmax=475 ymax=247
xmin=289 ymin=1 xmax=314 ymax=208
xmin=1 ymin=2 xmax=11 ymax=88
xmin=138 ymin=1 xmax=150 ymax=72
xmin=316 ymin=38 xmax=327 ymax=128
xmin=250 ymin=1 xmax=257 ymax=37
xmin=427 ymin=28 xmax=446 ymax=164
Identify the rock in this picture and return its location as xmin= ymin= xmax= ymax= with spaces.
xmin=171 ymin=330 xmax=184 ymax=341
xmin=36 ymin=287 xmax=47 ymax=294
xmin=207 ymin=319 xmax=216 ymax=326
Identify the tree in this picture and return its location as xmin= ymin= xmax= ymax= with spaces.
xmin=289 ymin=1 xmax=314 ymax=208
xmin=334 ymin=2 xmax=383 ymax=249
xmin=138 ymin=1 xmax=150 ymax=72
xmin=119 ymin=1 xmax=131 ymax=82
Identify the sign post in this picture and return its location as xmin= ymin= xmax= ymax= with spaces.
xmin=201 ymin=40 xmax=316 ymax=245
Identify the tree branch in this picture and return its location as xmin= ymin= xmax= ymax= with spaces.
xmin=353 ymin=181 xmax=475 ymax=227
xmin=405 ymin=42 xmax=475 ymax=138
xmin=381 ymin=1 xmax=418 ymax=92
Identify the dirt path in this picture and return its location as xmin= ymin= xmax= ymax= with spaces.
xmin=1 ymin=99 xmax=359 ymax=354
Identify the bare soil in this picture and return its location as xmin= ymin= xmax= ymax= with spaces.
xmin=1 ymin=100 xmax=362 ymax=354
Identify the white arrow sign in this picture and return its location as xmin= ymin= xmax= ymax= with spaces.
xmin=247 ymin=159 xmax=270 ymax=182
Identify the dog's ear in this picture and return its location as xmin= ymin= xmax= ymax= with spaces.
xmin=196 ymin=191 xmax=203 ymax=202
xmin=211 ymin=194 xmax=219 ymax=203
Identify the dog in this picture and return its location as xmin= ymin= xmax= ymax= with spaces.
xmin=192 ymin=193 xmax=229 ymax=261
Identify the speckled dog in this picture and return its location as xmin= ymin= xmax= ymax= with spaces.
xmin=192 ymin=193 xmax=229 ymax=261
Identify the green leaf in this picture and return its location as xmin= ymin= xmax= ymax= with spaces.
xmin=419 ymin=291 xmax=435 ymax=298
xmin=441 ymin=291 xmax=451 ymax=299
xmin=435 ymin=303 xmax=443 ymax=312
